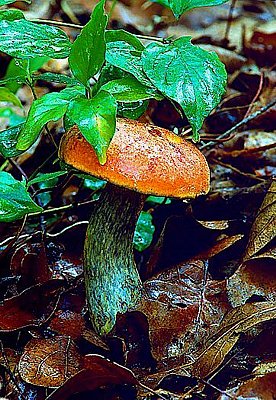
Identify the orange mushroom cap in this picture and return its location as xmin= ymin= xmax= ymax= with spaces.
xmin=59 ymin=118 xmax=210 ymax=198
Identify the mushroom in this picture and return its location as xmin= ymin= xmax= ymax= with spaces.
xmin=59 ymin=118 xmax=210 ymax=335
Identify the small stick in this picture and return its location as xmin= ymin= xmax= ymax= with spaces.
xmin=200 ymin=98 xmax=276 ymax=150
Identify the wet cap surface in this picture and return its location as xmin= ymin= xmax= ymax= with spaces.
xmin=59 ymin=118 xmax=210 ymax=198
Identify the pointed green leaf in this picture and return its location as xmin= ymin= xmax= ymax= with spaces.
xmin=67 ymin=91 xmax=117 ymax=164
xmin=105 ymin=31 xmax=151 ymax=86
xmin=142 ymin=37 xmax=227 ymax=139
xmin=0 ymin=9 xmax=25 ymax=21
xmin=0 ymin=19 xmax=71 ymax=59
xmin=28 ymin=171 xmax=67 ymax=187
xmin=0 ymin=172 xmax=42 ymax=222
xmin=151 ymin=0 xmax=228 ymax=18
xmin=3 ymin=57 xmax=50 ymax=93
xmin=106 ymin=29 xmax=145 ymax=51
xmin=0 ymin=123 xmax=24 ymax=158
xmin=0 ymin=0 xmax=30 ymax=4
xmin=69 ymin=0 xmax=108 ymax=86
xmin=117 ymin=100 xmax=149 ymax=119
xmin=0 ymin=87 xmax=22 ymax=107
xmin=99 ymin=76 xmax=163 ymax=102
xmin=134 ymin=211 xmax=155 ymax=252
xmin=16 ymin=86 xmax=85 ymax=151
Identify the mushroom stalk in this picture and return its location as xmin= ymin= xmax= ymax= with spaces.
xmin=84 ymin=183 xmax=146 ymax=335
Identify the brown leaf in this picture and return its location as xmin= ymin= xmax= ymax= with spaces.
xmin=49 ymin=310 xmax=86 ymax=340
xmin=244 ymin=180 xmax=276 ymax=260
xmin=244 ymin=20 xmax=276 ymax=66
xmin=46 ymin=354 xmax=138 ymax=399
xmin=18 ymin=336 xmax=82 ymax=388
xmin=195 ymin=234 xmax=243 ymax=260
xmin=190 ymin=302 xmax=276 ymax=378
xmin=10 ymin=241 xmax=51 ymax=286
xmin=219 ymin=372 xmax=276 ymax=400
xmin=227 ymin=248 xmax=276 ymax=307
xmin=49 ymin=310 xmax=109 ymax=350
xmin=0 ymin=280 xmax=64 ymax=332
xmin=144 ymin=302 xmax=276 ymax=388
xmin=136 ymin=260 xmax=231 ymax=363
xmin=195 ymin=219 xmax=230 ymax=230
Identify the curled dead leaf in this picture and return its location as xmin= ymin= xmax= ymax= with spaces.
xmin=244 ymin=180 xmax=276 ymax=260
xmin=190 ymin=302 xmax=276 ymax=378
xmin=227 ymin=248 xmax=276 ymax=307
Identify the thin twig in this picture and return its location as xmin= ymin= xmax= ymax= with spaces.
xmin=200 ymin=98 xmax=276 ymax=150
xmin=47 ymin=221 xmax=88 ymax=237
xmin=224 ymin=0 xmax=237 ymax=44
xmin=28 ymin=199 xmax=96 ymax=217
xmin=243 ymin=71 xmax=264 ymax=119
xmin=210 ymin=158 xmax=265 ymax=182
xmin=29 ymin=18 xmax=166 ymax=42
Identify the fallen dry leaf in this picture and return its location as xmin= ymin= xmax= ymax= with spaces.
xmin=49 ymin=309 xmax=109 ymax=350
xmin=253 ymin=361 xmax=276 ymax=376
xmin=244 ymin=180 xmax=276 ymax=260
xmin=227 ymin=248 xmax=276 ymax=307
xmin=190 ymin=301 xmax=276 ymax=378
xmin=135 ymin=260 xmax=231 ymax=363
xmin=46 ymin=354 xmax=138 ymax=399
xmin=219 ymin=372 xmax=276 ymax=400
xmin=144 ymin=301 xmax=276 ymax=388
xmin=10 ymin=241 xmax=51 ymax=286
xmin=19 ymin=336 xmax=82 ymax=388
xmin=0 ymin=280 xmax=64 ymax=332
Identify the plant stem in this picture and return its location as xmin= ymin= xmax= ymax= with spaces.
xmin=29 ymin=18 xmax=166 ymax=42
xmin=84 ymin=183 xmax=145 ymax=335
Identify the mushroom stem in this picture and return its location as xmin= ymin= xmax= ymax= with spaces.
xmin=84 ymin=183 xmax=146 ymax=335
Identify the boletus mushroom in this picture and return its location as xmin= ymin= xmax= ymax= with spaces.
xmin=59 ymin=118 xmax=210 ymax=335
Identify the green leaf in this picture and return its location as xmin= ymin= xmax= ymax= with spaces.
xmin=0 ymin=0 xmax=30 ymax=5
xmin=106 ymin=32 xmax=150 ymax=86
xmin=67 ymin=91 xmax=117 ymax=164
xmin=151 ymin=0 xmax=228 ymax=18
xmin=0 ymin=9 xmax=25 ymax=21
xmin=99 ymin=76 xmax=163 ymax=102
xmin=146 ymin=195 xmax=171 ymax=204
xmin=106 ymin=29 xmax=145 ymax=51
xmin=0 ymin=123 xmax=24 ymax=158
xmin=69 ymin=0 xmax=108 ymax=86
xmin=0 ymin=87 xmax=22 ymax=107
xmin=33 ymin=72 xmax=80 ymax=86
xmin=29 ymin=172 xmax=65 ymax=206
xmin=117 ymin=100 xmax=149 ymax=119
xmin=3 ymin=57 xmax=49 ymax=93
xmin=142 ymin=37 xmax=227 ymax=139
xmin=16 ymin=86 xmax=85 ymax=151
xmin=134 ymin=211 xmax=155 ymax=252
xmin=82 ymin=176 xmax=106 ymax=191
xmin=28 ymin=171 xmax=67 ymax=187
xmin=0 ymin=19 xmax=71 ymax=59
xmin=0 ymin=171 xmax=42 ymax=222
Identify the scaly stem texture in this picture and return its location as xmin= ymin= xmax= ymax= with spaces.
xmin=84 ymin=183 xmax=145 ymax=335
